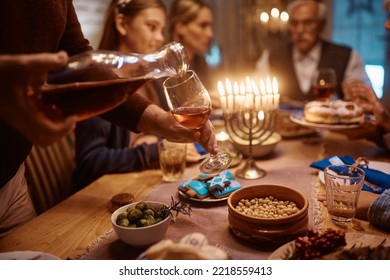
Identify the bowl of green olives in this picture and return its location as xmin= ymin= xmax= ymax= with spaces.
xmin=111 ymin=201 xmax=171 ymax=247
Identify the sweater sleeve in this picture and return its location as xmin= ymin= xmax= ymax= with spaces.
xmin=368 ymin=188 xmax=390 ymax=230
xmin=72 ymin=117 xmax=159 ymax=190
xmin=100 ymin=92 xmax=152 ymax=132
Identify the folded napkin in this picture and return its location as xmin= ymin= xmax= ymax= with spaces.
xmin=310 ymin=155 xmax=390 ymax=194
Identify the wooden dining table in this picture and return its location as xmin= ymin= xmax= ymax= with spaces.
xmin=1 ymin=128 xmax=389 ymax=260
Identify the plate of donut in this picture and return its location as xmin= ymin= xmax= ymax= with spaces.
xmin=290 ymin=110 xmax=361 ymax=130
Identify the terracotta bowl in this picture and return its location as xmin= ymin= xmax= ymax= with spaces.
xmin=111 ymin=201 xmax=171 ymax=247
xmin=227 ymin=184 xmax=309 ymax=246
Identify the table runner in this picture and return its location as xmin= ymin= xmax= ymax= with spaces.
xmin=78 ymin=132 xmax=390 ymax=260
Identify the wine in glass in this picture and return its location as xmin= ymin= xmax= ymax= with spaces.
xmin=163 ymin=70 xmax=233 ymax=174
xmin=311 ymin=68 xmax=337 ymax=101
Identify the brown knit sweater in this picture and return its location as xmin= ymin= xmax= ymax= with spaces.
xmin=0 ymin=0 xmax=151 ymax=187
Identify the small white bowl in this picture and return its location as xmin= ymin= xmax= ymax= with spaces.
xmin=111 ymin=201 xmax=171 ymax=247
xmin=233 ymin=133 xmax=281 ymax=158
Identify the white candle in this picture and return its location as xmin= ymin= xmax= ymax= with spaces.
xmin=233 ymin=81 xmax=240 ymax=112
xmin=245 ymin=77 xmax=254 ymax=110
xmin=239 ymin=81 xmax=246 ymax=113
xmin=251 ymin=79 xmax=260 ymax=110
xmin=272 ymin=76 xmax=280 ymax=109
xmin=225 ymin=78 xmax=234 ymax=114
xmin=260 ymin=78 xmax=267 ymax=110
xmin=217 ymin=80 xmax=227 ymax=112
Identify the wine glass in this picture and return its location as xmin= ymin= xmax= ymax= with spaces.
xmin=163 ymin=70 xmax=233 ymax=174
xmin=311 ymin=68 xmax=337 ymax=101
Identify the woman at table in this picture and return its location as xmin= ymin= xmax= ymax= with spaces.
xmin=168 ymin=0 xmax=221 ymax=108
xmin=72 ymin=0 xmax=169 ymax=191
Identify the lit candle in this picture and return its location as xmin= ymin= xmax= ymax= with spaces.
xmin=226 ymin=78 xmax=234 ymax=114
xmin=272 ymin=76 xmax=280 ymax=109
xmin=266 ymin=76 xmax=273 ymax=111
xmin=251 ymin=79 xmax=260 ymax=110
xmin=217 ymin=80 xmax=227 ymax=112
xmin=233 ymin=81 xmax=240 ymax=112
xmin=239 ymin=81 xmax=245 ymax=113
xmin=245 ymin=77 xmax=254 ymax=110
xmin=260 ymin=78 xmax=267 ymax=109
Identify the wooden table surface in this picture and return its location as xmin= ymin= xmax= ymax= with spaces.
xmin=0 ymin=131 xmax=389 ymax=259
xmin=0 ymin=170 xmax=163 ymax=259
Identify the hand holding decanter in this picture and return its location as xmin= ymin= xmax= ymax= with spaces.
xmin=30 ymin=42 xmax=188 ymax=121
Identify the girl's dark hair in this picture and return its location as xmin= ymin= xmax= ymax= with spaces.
xmin=99 ymin=0 xmax=166 ymax=50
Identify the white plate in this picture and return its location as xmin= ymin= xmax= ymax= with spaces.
xmin=318 ymin=160 xmax=390 ymax=184
xmin=268 ymin=232 xmax=390 ymax=260
xmin=0 ymin=251 xmax=60 ymax=260
xmin=178 ymin=190 xmax=228 ymax=203
xmin=290 ymin=111 xmax=360 ymax=130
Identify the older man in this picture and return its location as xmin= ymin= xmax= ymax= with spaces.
xmin=256 ymin=0 xmax=370 ymax=105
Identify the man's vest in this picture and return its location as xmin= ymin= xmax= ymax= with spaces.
xmin=268 ymin=40 xmax=352 ymax=102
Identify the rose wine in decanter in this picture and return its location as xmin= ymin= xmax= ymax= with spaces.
xmin=31 ymin=42 xmax=188 ymax=121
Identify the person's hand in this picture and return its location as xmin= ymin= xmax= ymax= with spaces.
xmin=317 ymin=190 xmax=379 ymax=220
xmin=0 ymin=52 xmax=77 ymax=146
xmin=355 ymin=191 xmax=379 ymax=220
xmin=342 ymin=82 xmax=390 ymax=133
xmin=136 ymin=104 xmax=219 ymax=154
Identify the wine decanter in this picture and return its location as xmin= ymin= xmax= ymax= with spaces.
xmin=33 ymin=42 xmax=189 ymax=121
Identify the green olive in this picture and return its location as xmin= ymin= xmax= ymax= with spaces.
xmin=117 ymin=217 xmax=130 ymax=227
xmin=144 ymin=214 xmax=155 ymax=225
xmin=127 ymin=208 xmax=143 ymax=222
xmin=136 ymin=218 xmax=150 ymax=227
xmin=143 ymin=208 xmax=155 ymax=217
xmin=116 ymin=212 xmax=127 ymax=222
xmin=135 ymin=202 xmax=148 ymax=212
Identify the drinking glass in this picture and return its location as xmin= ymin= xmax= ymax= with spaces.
xmin=311 ymin=68 xmax=337 ymax=101
xmin=163 ymin=70 xmax=233 ymax=174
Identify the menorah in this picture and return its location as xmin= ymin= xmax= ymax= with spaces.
xmin=218 ymin=77 xmax=279 ymax=179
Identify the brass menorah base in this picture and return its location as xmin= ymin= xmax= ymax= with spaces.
xmin=236 ymin=158 xmax=266 ymax=179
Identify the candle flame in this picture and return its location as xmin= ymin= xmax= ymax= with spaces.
xmin=272 ymin=77 xmax=278 ymax=94
xmin=240 ymin=81 xmax=245 ymax=95
xmin=233 ymin=81 xmax=239 ymax=95
xmin=251 ymin=80 xmax=259 ymax=95
xmin=259 ymin=79 xmax=266 ymax=95
xmin=266 ymin=77 xmax=272 ymax=94
xmin=226 ymin=78 xmax=232 ymax=95
xmin=245 ymin=77 xmax=252 ymax=93
xmin=217 ymin=80 xmax=225 ymax=97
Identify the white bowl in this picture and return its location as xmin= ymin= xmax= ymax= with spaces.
xmin=233 ymin=133 xmax=281 ymax=158
xmin=111 ymin=201 xmax=171 ymax=247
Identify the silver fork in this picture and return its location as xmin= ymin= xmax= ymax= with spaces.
xmin=328 ymin=155 xmax=344 ymax=165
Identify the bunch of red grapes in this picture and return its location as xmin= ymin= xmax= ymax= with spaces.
xmin=290 ymin=228 xmax=347 ymax=260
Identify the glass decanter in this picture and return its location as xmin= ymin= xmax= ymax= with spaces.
xmin=31 ymin=42 xmax=188 ymax=121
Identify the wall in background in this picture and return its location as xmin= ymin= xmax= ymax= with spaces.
xmin=73 ymin=0 xmax=389 ymax=107
xmin=73 ymin=0 xmax=110 ymax=49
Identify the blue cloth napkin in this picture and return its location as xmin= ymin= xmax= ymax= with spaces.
xmin=310 ymin=155 xmax=390 ymax=194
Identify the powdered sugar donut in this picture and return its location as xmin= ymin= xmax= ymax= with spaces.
xmin=304 ymin=101 xmax=339 ymax=124
xmin=332 ymin=100 xmax=364 ymax=123
xmin=304 ymin=100 xmax=363 ymax=124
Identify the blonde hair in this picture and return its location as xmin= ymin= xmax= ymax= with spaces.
xmin=99 ymin=0 xmax=166 ymax=50
xmin=168 ymin=0 xmax=211 ymax=42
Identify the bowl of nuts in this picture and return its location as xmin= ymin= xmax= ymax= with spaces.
xmin=227 ymin=184 xmax=309 ymax=246
xmin=111 ymin=201 xmax=172 ymax=247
